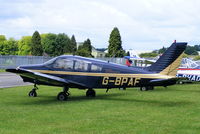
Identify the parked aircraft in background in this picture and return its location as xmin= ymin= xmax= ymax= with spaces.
xmin=6 ymin=42 xmax=187 ymax=101
xmin=124 ymin=55 xmax=155 ymax=67
xmin=177 ymin=58 xmax=200 ymax=82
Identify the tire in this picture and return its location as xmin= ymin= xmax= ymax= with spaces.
xmin=28 ymin=90 xmax=37 ymax=97
xmin=179 ymin=81 xmax=184 ymax=84
xmin=86 ymin=89 xmax=96 ymax=97
xmin=140 ymin=87 xmax=148 ymax=91
xmin=57 ymin=92 xmax=68 ymax=101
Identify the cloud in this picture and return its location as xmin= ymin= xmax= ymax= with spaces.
xmin=1 ymin=0 xmax=200 ymax=50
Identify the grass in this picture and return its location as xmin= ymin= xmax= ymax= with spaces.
xmin=0 ymin=84 xmax=200 ymax=134
xmin=0 ymin=69 xmax=5 ymax=72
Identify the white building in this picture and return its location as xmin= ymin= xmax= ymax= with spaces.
xmin=125 ymin=49 xmax=151 ymax=57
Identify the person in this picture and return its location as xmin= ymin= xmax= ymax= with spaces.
xmin=126 ymin=59 xmax=132 ymax=67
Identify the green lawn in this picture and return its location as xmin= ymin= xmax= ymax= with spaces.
xmin=0 ymin=84 xmax=200 ymax=134
xmin=0 ymin=69 xmax=5 ymax=72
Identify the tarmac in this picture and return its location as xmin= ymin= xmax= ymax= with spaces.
xmin=0 ymin=72 xmax=32 ymax=88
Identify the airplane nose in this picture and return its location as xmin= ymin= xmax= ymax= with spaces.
xmin=5 ymin=68 xmax=18 ymax=73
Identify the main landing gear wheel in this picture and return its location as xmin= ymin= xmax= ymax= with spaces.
xmin=57 ymin=87 xmax=70 ymax=101
xmin=86 ymin=89 xmax=96 ymax=97
xmin=140 ymin=86 xmax=154 ymax=91
xmin=57 ymin=92 xmax=68 ymax=101
xmin=140 ymin=87 xmax=148 ymax=91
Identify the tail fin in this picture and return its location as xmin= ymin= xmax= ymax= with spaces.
xmin=147 ymin=42 xmax=187 ymax=76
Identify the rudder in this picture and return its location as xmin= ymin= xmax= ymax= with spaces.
xmin=146 ymin=42 xmax=187 ymax=76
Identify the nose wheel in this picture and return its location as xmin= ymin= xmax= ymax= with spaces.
xmin=28 ymin=90 xmax=37 ymax=97
xmin=28 ymin=84 xmax=38 ymax=97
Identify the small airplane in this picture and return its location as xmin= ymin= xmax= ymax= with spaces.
xmin=124 ymin=55 xmax=155 ymax=67
xmin=6 ymin=42 xmax=187 ymax=101
xmin=177 ymin=58 xmax=200 ymax=83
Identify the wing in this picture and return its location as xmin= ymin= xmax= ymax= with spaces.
xmin=6 ymin=68 xmax=87 ymax=88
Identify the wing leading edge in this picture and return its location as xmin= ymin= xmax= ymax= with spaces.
xmin=6 ymin=68 xmax=87 ymax=88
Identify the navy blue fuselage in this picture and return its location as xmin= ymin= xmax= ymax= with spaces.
xmin=17 ymin=55 xmax=176 ymax=89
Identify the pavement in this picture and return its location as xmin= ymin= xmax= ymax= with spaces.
xmin=0 ymin=72 xmax=32 ymax=88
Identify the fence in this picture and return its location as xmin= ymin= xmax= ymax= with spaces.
xmin=0 ymin=56 xmax=52 ymax=69
xmin=0 ymin=55 xmax=126 ymax=69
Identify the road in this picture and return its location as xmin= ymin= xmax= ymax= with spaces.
xmin=0 ymin=72 xmax=32 ymax=88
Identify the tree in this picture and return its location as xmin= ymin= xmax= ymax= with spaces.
xmin=0 ymin=35 xmax=7 ymax=54
xmin=63 ymin=35 xmax=73 ymax=54
xmin=76 ymin=48 xmax=91 ymax=57
xmin=83 ymin=39 xmax=92 ymax=53
xmin=0 ymin=35 xmax=6 ymax=42
xmin=107 ymin=27 xmax=124 ymax=57
xmin=0 ymin=38 xmax=18 ymax=55
xmin=54 ymin=33 xmax=71 ymax=56
xmin=158 ymin=46 xmax=167 ymax=54
xmin=185 ymin=45 xmax=198 ymax=55
xmin=31 ymin=31 xmax=43 ymax=56
xmin=139 ymin=52 xmax=158 ymax=58
xmin=18 ymin=36 xmax=32 ymax=55
xmin=41 ymin=33 xmax=57 ymax=56
xmin=125 ymin=51 xmax=130 ymax=56
xmin=76 ymin=38 xmax=93 ymax=57
xmin=194 ymin=45 xmax=200 ymax=51
xmin=0 ymin=41 xmax=4 ymax=54
xmin=70 ymin=35 xmax=77 ymax=54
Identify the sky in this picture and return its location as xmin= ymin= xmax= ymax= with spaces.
xmin=0 ymin=0 xmax=200 ymax=51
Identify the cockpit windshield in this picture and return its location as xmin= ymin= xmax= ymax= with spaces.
xmin=44 ymin=57 xmax=57 ymax=66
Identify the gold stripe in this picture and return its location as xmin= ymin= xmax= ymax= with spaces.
xmin=30 ymin=69 xmax=173 ymax=79
xmin=159 ymin=52 xmax=184 ymax=76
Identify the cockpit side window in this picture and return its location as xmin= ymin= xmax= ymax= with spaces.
xmin=53 ymin=58 xmax=74 ymax=70
xmin=74 ymin=60 xmax=89 ymax=71
xmin=91 ymin=64 xmax=102 ymax=72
